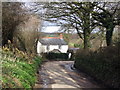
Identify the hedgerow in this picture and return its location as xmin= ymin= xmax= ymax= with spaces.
xmin=43 ymin=52 xmax=68 ymax=60
xmin=74 ymin=44 xmax=120 ymax=88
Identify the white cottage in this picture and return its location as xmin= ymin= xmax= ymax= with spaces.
xmin=37 ymin=34 xmax=68 ymax=54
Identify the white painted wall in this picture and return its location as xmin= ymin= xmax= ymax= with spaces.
xmin=37 ymin=41 xmax=42 ymax=54
xmin=37 ymin=41 xmax=47 ymax=54
xmin=42 ymin=45 xmax=47 ymax=52
xmin=49 ymin=45 xmax=59 ymax=52
xmin=47 ymin=45 xmax=68 ymax=53
xmin=60 ymin=45 xmax=68 ymax=53
xmin=37 ymin=41 xmax=68 ymax=54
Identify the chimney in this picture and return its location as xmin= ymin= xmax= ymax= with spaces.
xmin=60 ymin=34 xmax=63 ymax=39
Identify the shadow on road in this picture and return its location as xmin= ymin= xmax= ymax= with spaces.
xmin=37 ymin=61 xmax=103 ymax=89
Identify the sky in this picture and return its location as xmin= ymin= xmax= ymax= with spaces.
xmin=41 ymin=26 xmax=61 ymax=33
xmin=23 ymin=2 xmax=61 ymax=33
xmin=40 ymin=21 xmax=61 ymax=33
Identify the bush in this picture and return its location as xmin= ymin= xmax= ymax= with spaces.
xmin=44 ymin=52 xmax=68 ymax=60
xmin=1 ymin=48 xmax=42 ymax=88
xmin=74 ymin=45 xmax=120 ymax=88
xmin=74 ymin=43 xmax=84 ymax=48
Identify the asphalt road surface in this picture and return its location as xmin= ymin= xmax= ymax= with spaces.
xmin=35 ymin=61 xmax=104 ymax=89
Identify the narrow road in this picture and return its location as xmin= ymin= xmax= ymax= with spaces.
xmin=35 ymin=61 xmax=103 ymax=89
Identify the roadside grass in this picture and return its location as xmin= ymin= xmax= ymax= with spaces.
xmin=74 ymin=44 xmax=120 ymax=88
xmin=1 ymin=47 xmax=42 ymax=88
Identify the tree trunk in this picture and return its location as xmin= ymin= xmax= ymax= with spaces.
xmin=106 ymin=26 xmax=115 ymax=46
xmin=83 ymin=7 xmax=91 ymax=50
xmin=84 ymin=29 xmax=90 ymax=49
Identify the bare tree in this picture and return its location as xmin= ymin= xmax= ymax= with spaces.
xmin=14 ymin=14 xmax=41 ymax=54
xmin=32 ymin=2 xmax=120 ymax=48
xmin=93 ymin=2 xmax=120 ymax=46
xmin=2 ymin=2 xmax=26 ymax=46
xmin=34 ymin=2 xmax=97 ymax=49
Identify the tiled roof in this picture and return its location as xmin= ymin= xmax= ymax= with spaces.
xmin=39 ymin=38 xmax=67 ymax=45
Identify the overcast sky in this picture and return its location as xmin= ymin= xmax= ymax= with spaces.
xmin=23 ymin=2 xmax=61 ymax=33
xmin=40 ymin=21 xmax=61 ymax=33
xmin=41 ymin=26 xmax=61 ymax=33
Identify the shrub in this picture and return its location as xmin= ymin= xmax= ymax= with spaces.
xmin=74 ymin=43 xmax=84 ymax=48
xmin=74 ymin=45 xmax=120 ymax=88
xmin=44 ymin=52 xmax=68 ymax=60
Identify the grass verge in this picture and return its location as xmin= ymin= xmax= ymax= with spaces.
xmin=1 ymin=47 xmax=42 ymax=88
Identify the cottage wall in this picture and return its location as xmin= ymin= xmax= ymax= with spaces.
xmin=60 ymin=45 xmax=68 ymax=53
xmin=46 ymin=45 xmax=68 ymax=53
xmin=49 ymin=45 xmax=59 ymax=52
xmin=37 ymin=41 xmax=42 ymax=54
xmin=37 ymin=41 xmax=68 ymax=54
xmin=37 ymin=42 xmax=47 ymax=53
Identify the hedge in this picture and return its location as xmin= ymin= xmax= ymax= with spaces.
xmin=74 ymin=45 xmax=120 ymax=88
xmin=44 ymin=52 xmax=68 ymax=60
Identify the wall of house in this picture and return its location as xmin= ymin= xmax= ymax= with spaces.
xmin=60 ymin=45 xmax=68 ymax=53
xmin=37 ymin=41 xmax=47 ymax=54
xmin=48 ymin=45 xmax=59 ymax=52
xmin=47 ymin=45 xmax=68 ymax=53
xmin=37 ymin=41 xmax=68 ymax=54
xmin=37 ymin=41 xmax=42 ymax=54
